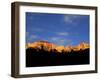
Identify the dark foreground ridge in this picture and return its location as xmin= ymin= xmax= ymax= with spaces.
xmin=26 ymin=47 xmax=90 ymax=67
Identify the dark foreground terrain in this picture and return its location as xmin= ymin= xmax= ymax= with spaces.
xmin=26 ymin=48 xmax=89 ymax=67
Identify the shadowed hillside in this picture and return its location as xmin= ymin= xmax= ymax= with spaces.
xmin=26 ymin=42 xmax=90 ymax=67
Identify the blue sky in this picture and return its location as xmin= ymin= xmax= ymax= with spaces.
xmin=26 ymin=12 xmax=89 ymax=46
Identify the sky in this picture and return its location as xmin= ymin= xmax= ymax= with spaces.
xmin=26 ymin=12 xmax=89 ymax=46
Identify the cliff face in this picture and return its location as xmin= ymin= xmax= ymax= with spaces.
xmin=26 ymin=41 xmax=56 ymax=51
xmin=26 ymin=41 xmax=89 ymax=53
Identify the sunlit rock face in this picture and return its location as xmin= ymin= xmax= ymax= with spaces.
xmin=73 ymin=42 xmax=89 ymax=51
xmin=77 ymin=42 xmax=89 ymax=50
xmin=64 ymin=46 xmax=73 ymax=52
xmin=26 ymin=41 xmax=56 ymax=51
xmin=26 ymin=41 xmax=89 ymax=52
xmin=55 ymin=46 xmax=65 ymax=53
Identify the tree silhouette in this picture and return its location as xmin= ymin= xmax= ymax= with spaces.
xmin=26 ymin=47 xmax=89 ymax=67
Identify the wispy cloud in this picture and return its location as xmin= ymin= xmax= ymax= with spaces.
xmin=56 ymin=32 xmax=68 ymax=36
xmin=59 ymin=39 xmax=71 ymax=44
xmin=31 ymin=35 xmax=38 ymax=39
xmin=50 ymin=37 xmax=71 ymax=46
xmin=64 ymin=15 xmax=73 ymax=23
xmin=64 ymin=15 xmax=80 ymax=24
xmin=32 ymin=28 xmax=44 ymax=32
xmin=59 ymin=39 xmax=66 ymax=42
xmin=50 ymin=37 xmax=59 ymax=41
xmin=26 ymin=32 xmax=38 ymax=39
xmin=27 ymin=34 xmax=38 ymax=42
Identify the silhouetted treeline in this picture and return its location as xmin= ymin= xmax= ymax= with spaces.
xmin=26 ymin=47 xmax=90 ymax=67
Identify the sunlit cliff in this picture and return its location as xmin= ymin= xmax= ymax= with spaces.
xmin=26 ymin=41 xmax=89 ymax=53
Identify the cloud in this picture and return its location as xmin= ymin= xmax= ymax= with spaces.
xmin=64 ymin=15 xmax=73 ymax=23
xmin=32 ymin=28 xmax=44 ymax=32
xmin=50 ymin=37 xmax=69 ymax=42
xmin=64 ymin=15 xmax=80 ymax=24
xmin=27 ymin=35 xmax=38 ymax=41
xmin=50 ymin=37 xmax=59 ymax=41
xmin=59 ymin=39 xmax=66 ymax=42
xmin=56 ymin=32 xmax=68 ymax=36
xmin=26 ymin=32 xmax=38 ymax=39
xmin=31 ymin=35 xmax=38 ymax=39
xmin=50 ymin=37 xmax=65 ymax=45
xmin=50 ymin=37 xmax=71 ymax=46
xmin=58 ymin=39 xmax=72 ymax=46
xmin=59 ymin=39 xmax=71 ymax=43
